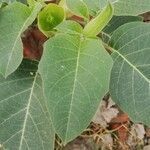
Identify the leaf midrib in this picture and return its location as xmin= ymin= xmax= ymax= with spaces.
xmin=65 ymin=37 xmax=82 ymax=142
xmin=18 ymin=73 xmax=37 ymax=150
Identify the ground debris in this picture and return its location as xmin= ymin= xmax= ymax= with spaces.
xmin=58 ymin=96 xmax=150 ymax=150
xmin=92 ymin=98 xmax=119 ymax=128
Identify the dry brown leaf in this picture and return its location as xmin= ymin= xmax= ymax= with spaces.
xmin=93 ymin=98 xmax=119 ymax=128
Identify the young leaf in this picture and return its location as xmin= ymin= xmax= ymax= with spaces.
xmin=0 ymin=59 xmax=55 ymax=150
xmin=38 ymin=3 xmax=65 ymax=37
xmin=109 ymin=22 xmax=150 ymax=126
xmin=83 ymin=2 xmax=114 ymax=38
xmin=114 ymin=0 xmax=150 ymax=16
xmin=65 ymin=0 xmax=89 ymax=19
xmin=39 ymin=33 xmax=113 ymax=143
xmin=0 ymin=2 xmax=42 ymax=78
xmin=56 ymin=20 xmax=83 ymax=34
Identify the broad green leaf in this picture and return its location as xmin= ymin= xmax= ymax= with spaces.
xmin=83 ymin=3 xmax=114 ymax=38
xmin=84 ymin=0 xmax=150 ymax=16
xmin=102 ymin=16 xmax=143 ymax=43
xmin=38 ymin=3 xmax=65 ymax=37
xmin=39 ymin=33 xmax=113 ymax=143
xmin=98 ymin=0 xmax=117 ymax=10
xmin=82 ymin=0 xmax=100 ymax=16
xmin=114 ymin=0 xmax=150 ymax=16
xmin=0 ymin=0 xmax=27 ymax=3
xmin=66 ymin=0 xmax=89 ymax=19
xmin=109 ymin=22 xmax=150 ymax=126
xmin=0 ymin=2 xmax=42 ymax=78
xmin=0 ymin=60 xmax=55 ymax=150
xmin=56 ymin=20 xmax=83 ymax=34
xmin=103 ymin=16 xmax=143 ymax=35
xmin=83 ymin=0 xmax=117 ymax=16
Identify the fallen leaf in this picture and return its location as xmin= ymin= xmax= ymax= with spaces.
xmin=93 ymin=98 xmax=119 ymax=128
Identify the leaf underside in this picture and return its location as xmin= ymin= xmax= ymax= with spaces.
xmin=109 ymin=22 xmax=150 ymax=126
xmin=39 ymin=33 xmax=113 ymax=143
xmin=0 ymin=60 xmax=55 ymax=150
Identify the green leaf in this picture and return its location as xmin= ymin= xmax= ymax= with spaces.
xmin=82 ymin=0 xmax=100 ymax=16
xmin=59 ymin=0 xmax=72 ymax=18
xmin=0 ymin=0 xmax=14 ymax=3
xmin=66 ymin=0 xmax=89 ymax=19
xmin=83 ymin=0 xmax=117 ymax=16
xmin=83 ymin=2 xmax=114 ymax=38
xmin=103 ymin=16 xmax=143 ymax=35
xmin=0 ymin=2 xmax=42 ymax=78
xmin=83 ymin=0 xmax=150 ymax=16
xmin=38 ymin=3 xmax=65 ymax=37
xmin=39 ymin=33 xmax=113 ymax=143
xmin=27 ymin=0 xmax=36 ymax=8
xmin=101 ymin=16 xmax=143 ymax=43
xmin=56 ymin=20 xmax=83 ymax=34
xmin=109 ymin=22 xmax=150 ymax=126
xmin=1 ymin=0 xmax=27 ymax=3
xmin=0 ymin=59 xmax=55 ymax=150
xmin=114 ymin=0 xmax=150 ymax=16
